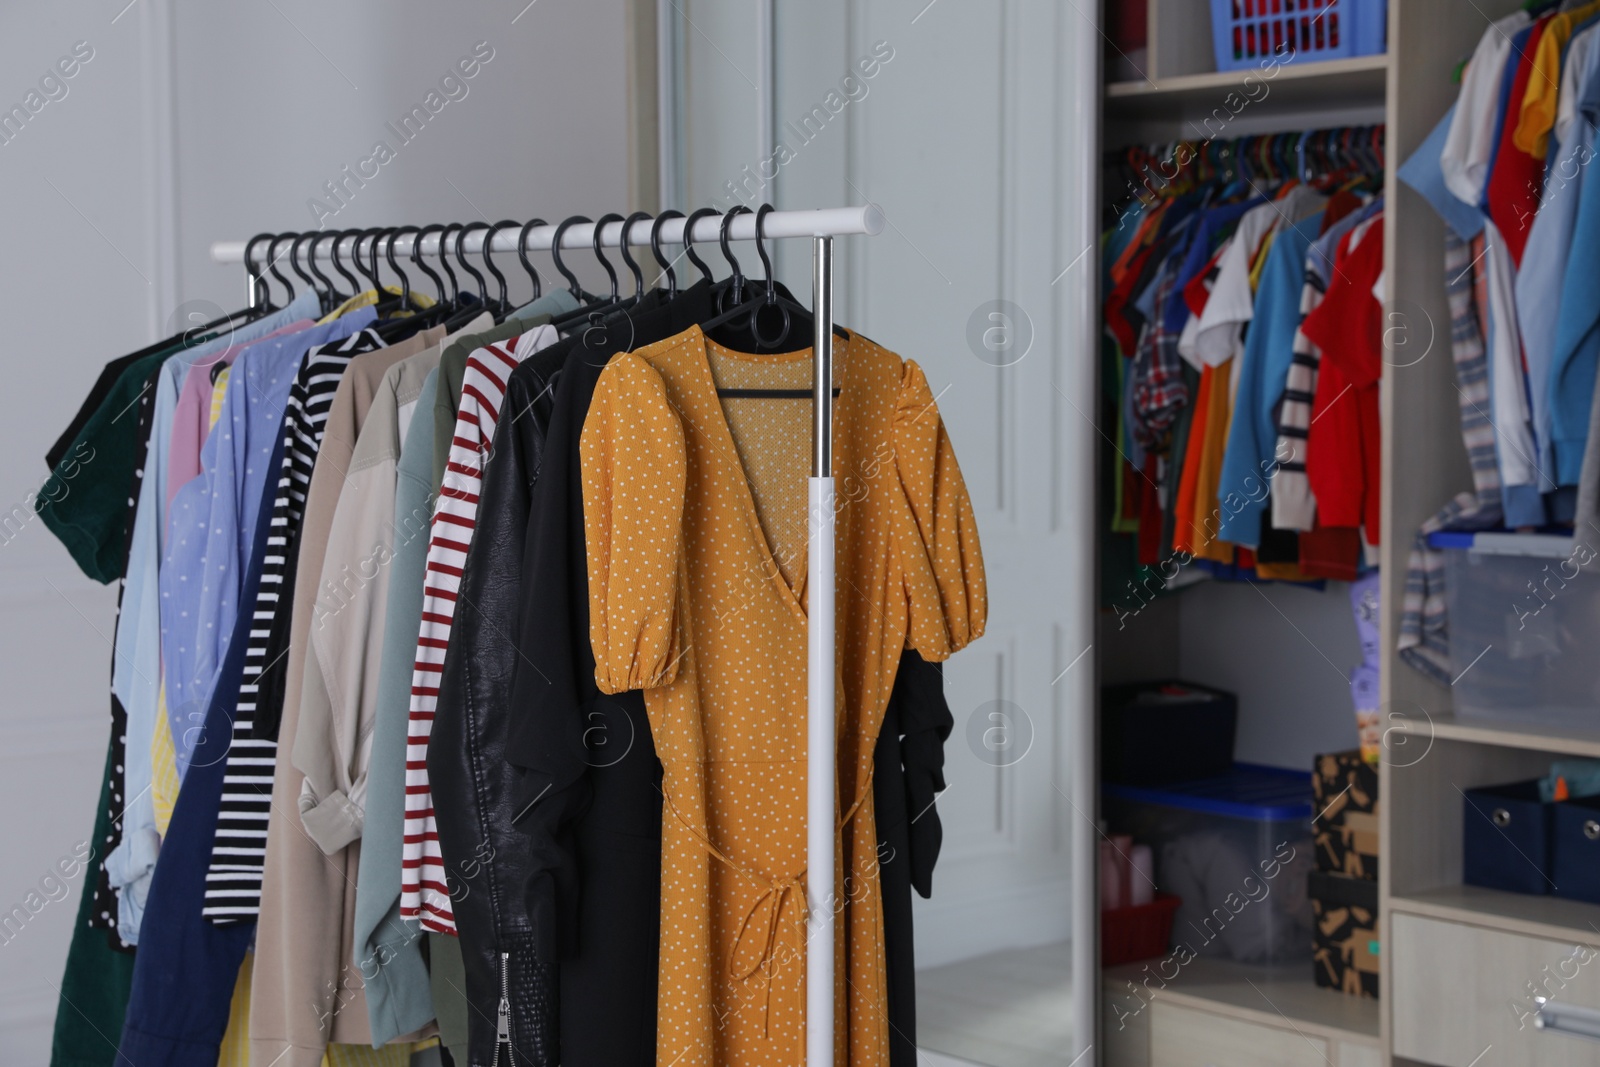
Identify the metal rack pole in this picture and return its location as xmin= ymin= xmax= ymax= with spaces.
xmin=806 ymin=234 xmax=835 ymax=1067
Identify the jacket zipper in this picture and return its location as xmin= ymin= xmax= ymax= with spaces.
xmin=491 ymin=950 xmax=516 ymax=1067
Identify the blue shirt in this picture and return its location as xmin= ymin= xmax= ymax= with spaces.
xmin=1548 ymin=55 xmax=1600 ymax=485
xmin=1398 ymin=104 xmax=1485 ymax=240
xmin=1216 ymin=211 xmax=1325 ymax=545
xmin=160 ymin=309 xmax=375 ymax=779
xmin=105 ymin=289 xmax=321 ymax=945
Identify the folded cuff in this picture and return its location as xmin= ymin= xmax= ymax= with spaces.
xmin=299 ymin=789 xmax=363 ymax=854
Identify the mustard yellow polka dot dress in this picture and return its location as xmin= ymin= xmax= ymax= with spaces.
xmin=582 ymin=325 xmax=986 ymax=1067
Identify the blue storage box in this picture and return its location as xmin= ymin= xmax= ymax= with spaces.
xmin=1463 ymin=781 xmax=1554 ymax=896
xmin=1209 ymin=0 xmax=1387 ymax=72
xmin=1104 ymin=764 xmax=1313 ymax=964
xmin=1553 ymin=795 xmax=1600 ymax=904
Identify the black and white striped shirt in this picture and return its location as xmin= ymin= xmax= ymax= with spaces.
xmin=203 ymin=329 xmax=384 ymax=921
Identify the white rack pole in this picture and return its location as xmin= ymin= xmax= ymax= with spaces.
xmin=208 ymin=205 xmax=884 ymax=263
xmin=806 ymin=235 xmax=835 ymax=1067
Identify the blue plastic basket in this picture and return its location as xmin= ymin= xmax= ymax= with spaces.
xmin=1209 ymin=0 xmax=1387 ymax=72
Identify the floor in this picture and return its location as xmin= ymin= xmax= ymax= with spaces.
xmin=916 ymin=941 xmax=1074 ymax=1067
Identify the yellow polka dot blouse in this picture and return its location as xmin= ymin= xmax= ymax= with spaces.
xmin=581 ymin=326 xmax=986 ymax=1066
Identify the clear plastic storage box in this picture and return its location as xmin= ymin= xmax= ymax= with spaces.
xmin=1103 ymin=764 xmax=1313 ymax=965
xmin=1432 ymin=532 xmax=1600 ymax=727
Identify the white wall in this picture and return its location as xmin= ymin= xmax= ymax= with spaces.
xmin=0 ymin=2 xmax=634 ymax=1059
xmin=1178 ymin=580 xmax=1366 ymax=770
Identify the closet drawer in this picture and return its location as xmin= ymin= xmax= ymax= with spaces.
xmin=1148 ymin=1002 xmax=1328 ymax=1067
xmin=1393 ymin=913 xmax=1600 ymax=1066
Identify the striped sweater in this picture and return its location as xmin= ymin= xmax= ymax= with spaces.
xmin=203 ymin=329 xmax=385 ymax=921
xmin=401 ymin=325 xmax=558 ymax=932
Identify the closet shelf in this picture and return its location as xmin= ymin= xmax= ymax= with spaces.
xmin=1103 ymin=956 xmax=1380 ymax=1046
xmin=1390 ymin=885 xmax=1600 ymax=945
xmin=1105 ymin=53 xmax=1388 ymax=124
xmin=1388 ymin=712 xmax=1600 ymax=761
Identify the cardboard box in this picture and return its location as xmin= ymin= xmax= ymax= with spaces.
xmin=1310 ymin=870 xmax=1379 ymax=999
xmin=1313 ymin=750 xmax=1379 ymax=879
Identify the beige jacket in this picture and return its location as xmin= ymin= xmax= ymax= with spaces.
xmin=250 ymin=324 xmax=446 ymax=1067
xmin=294 ymin=345 xmax=450 ymax=852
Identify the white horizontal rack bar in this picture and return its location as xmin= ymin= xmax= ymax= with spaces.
xmin=210 ymin=204 xmax=885 ymax=263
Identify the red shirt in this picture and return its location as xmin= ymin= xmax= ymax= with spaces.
xmin=1486 ymin=16 xmax=1550 ymax=266
xmin=1301 ymin=216 xmax=1384 ymax=542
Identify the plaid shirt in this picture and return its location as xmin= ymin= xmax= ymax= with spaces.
xmin=1131 ymin=262 xmax=1190 ymax=449
xmin=1398 ymin=233 xmax=1505 ymax=684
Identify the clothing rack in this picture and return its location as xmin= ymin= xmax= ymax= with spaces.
xmin=214 ymin=203 xmax=883 ymax=1067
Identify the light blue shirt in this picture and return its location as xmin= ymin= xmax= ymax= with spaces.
xmin=1548 ymin=56 xmax=1600 ymax=486
xmin=1216 ymin=211 xmax=1325 ymax=545
xmin=1397 ymin=104 xmax=1485 ymax=241
xmin=161 ymin=309 xmax=375 ymax=780
xmin=105 ymin=288 xmax=321 ymax=945
xmin=354 ymin=368 xmax=439 ymax=1046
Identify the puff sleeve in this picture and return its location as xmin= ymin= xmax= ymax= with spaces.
xmin=893 ymin=359 xmax=988 ymax=660
xmin=582 ymin=352 xmax=688 ymax=694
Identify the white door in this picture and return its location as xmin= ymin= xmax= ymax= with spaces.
xmin=669 ymin=2 xmax=1100 ymax=1062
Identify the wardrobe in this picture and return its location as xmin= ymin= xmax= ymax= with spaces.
xmin=1096 ymin=2 xmax=1600 ymax=1067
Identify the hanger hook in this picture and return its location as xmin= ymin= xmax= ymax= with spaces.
xmin=516 ymin=217 xmax=547 ymax=302
xmin=244 ymin=233 xmax=274 ymax=307
xmin=619 ymin=211 xmax=652 ymax=300
xmin=266 ymin=233 xmax=297 ymax=306
xmin=753 ymin=204 xmax=777 ymax=303
xmin=682 ymin=207 xmax=720 ymax=285
xmin=650 ymin=209 xmax=684 ymax=298
xmin=719 ymin=206 xmax=752 ymax=303
xmin=360 ymin=228 xmax=386 ymax=291
xmin=326 ymin=231 xmax=361 ymax=296
xmin=386 ymin=227 xmax=416 ymax=308
xmin=434 ymin=223 xmax=462 ymax=303
xmin=455 ymin=222 xmax=490 ymax=304
xmin=591 ymin=212 xmax=623 ymax=302
xmin=306 ymin=232 xmax=342 ymax=302
xmin=412 ymin=224 xmax=448 ymax=305
xmin=288 ymin=233 xmax=320 ymax=299
xmin=551 ymin=216 xmax=591 ymax=296
xmin=750 ymin=204 xmax=790 ymax=349
xmin=484 ymin=219 xmax=519 ymax=308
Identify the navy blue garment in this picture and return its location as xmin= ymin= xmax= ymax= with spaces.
xmin=116 ymin=431 xmax=284 ymax=1066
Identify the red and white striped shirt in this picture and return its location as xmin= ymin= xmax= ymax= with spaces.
xmin=401 ymin=325 xmax=559 ymax=931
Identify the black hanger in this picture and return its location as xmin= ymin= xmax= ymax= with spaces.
xmin=483 ymin=218 xmax=520 ymax=318
xmin=650 ymin=209 xmax=685 ymax=298
xmin=433 ymin=223 xmax=463 ymax=305
xmin=437 ymin=222 xmax=490 ymax=332
xmin=516 ymin=217 xmax=547 ymax=303
xmin=515 ymin=214 xmax=547 ymax=302
xmin=289 ymin=233 xmax=329 ymax=314
xmin=700 ymin=203 xmax=841 ymax=356
xmin=618 ymin=211 xmax=652 ymax=302
xmin=456 ymin=222 xmax=491 ymax=305
xmin=355 ymin=227 xmax=385 ymax=293
xmin=414 ymin=224 xmax=452 ymax=306
xmin=308 ymin=232 xmax=349 ymax=306
xmin=409 ymin=226 xmax=449 ymax=304
xmin=550 ymin=216 xmax=593 ymax=298
xmin=712 ymin=206 xmax=752 ymax=310
xmin=325 ymin=231 xmax=362 ymax=300
xmin=244 ymin=233 xmax=275 ymax=309
xmin=265 ymin=233 xmax=297 ymax=307
xmin=549 ymin=214 xmax=631 ymax=331
xmin=681 ymin=207 xmax=721 ymax=286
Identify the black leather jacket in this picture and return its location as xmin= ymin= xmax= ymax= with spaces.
xmin=428 ymin=346 xmax=568 ymax=1067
